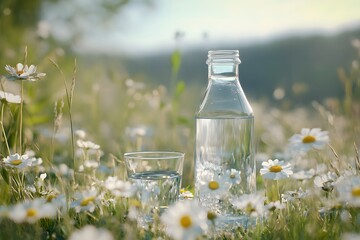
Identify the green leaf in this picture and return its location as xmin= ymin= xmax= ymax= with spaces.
xmin=177 ymin=116 xmax=191 ymax=126
xmin=175 ymin=81 xmax=186 ymax=98
xmin=1 ymin=167 xmax=10 ymax=185
xmin=171 ymin=50 xmax=181 ymax=75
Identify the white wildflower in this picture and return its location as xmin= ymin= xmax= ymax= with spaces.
xmin=230 ymin=194 xmax=265 ymax=217
xmin=179 ymin=189 xmax=194 ymax=200
xmin=288 ymin=128 xmax=329 ymax=153
xmin=314 ymin=171 xmax=339 ymax=192
xmin=30 ymin=157 xmax=43 ymax=166
xmin=71 ymin=189 xmax=99 ymax=213
xmin=3 ymin=153 xmax=32 ymax=169
xmin=260 ymin=159 xmax=293 ymax=180
xmin=224 ymin=168 xmax=241 ymax=184
xmin=5 ymin=63 xmax=45 ymax=81
xmin=75 ymin=129 xmax=86 ymax=139
xmin=77 ymin=139 xmax=100 ymax=150
xmin=0 ymin=90 xmax=21 ymax=104
xmin=281 ymin=187 xmax=309 ymax=202
xmin=266 ymin=200 xmax=286 ymax=211
xmin=335 ymin=176 xmax=360 ymax=207
xmin=8 ymin=198 xmax=57 ymax=223
xmin=161 ymin=200 xmax=208 ymax=240
xmin=291 ymin=169 xmax=315 ymax=181
xmin=68 ymin=225 xmax=113 ymax=240
xmin=198 ymin=173 xmax=231 ymax=199
xmin=104 ymin=176 xmax=136 ymax=198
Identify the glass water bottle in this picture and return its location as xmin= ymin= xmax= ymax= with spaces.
xmin=194 ymin=50 xmax=256 ymax=228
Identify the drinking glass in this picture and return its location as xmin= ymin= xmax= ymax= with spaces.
xmin=124 ymin=151 xmax=184 ymax=226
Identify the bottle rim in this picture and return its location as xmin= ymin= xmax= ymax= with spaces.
xmin=206 ymin=50 xmax=241 ymax=64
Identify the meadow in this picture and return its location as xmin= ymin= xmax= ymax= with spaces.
xmin=0 ymin=41 xmax=358 ymax=240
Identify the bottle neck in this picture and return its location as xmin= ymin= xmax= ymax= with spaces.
xmin=206 ymin=50 xmax=241 ymax=81
xmin=208 ymin=63 xmax=239 ymax=81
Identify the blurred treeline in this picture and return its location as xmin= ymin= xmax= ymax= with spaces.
xmin=122 ymin=27 xmax=360 ymax=108
xmin=1 ymin=0 xmax=360 ymax=110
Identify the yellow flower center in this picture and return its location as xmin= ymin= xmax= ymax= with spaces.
xmin=207 ymin=211 xmax=217 ymax=221
xmin=180 ymin=215 xmax=192 ymax=228
xmin=230 ymin=173 xmax=236 ymax=179
xmin=129 ymin=199 xmax=141 ymax=208
xmin=351 ymin=187 xmax=360 ymax=197
xmin=245 ymin=203 xmax=256 ymax=214
xmin=269 ymin=165 xmax=283 ymax=173
xmin=46 ymin=194 xmax=57 ymax=202
xmin=208 ymin=181 xmax=219 ymax=190
xmin=80 ymin=196 xmax=95 ymax=206
xmin=10 ymin=159 xmax=22 ymax=166
xmin=26 ymin=208 xmax=37 ymax=217
xmin=16 ymin=69 xmax=24 ymax=75
xmin=302 ymin=135 xmax=316 ymax=144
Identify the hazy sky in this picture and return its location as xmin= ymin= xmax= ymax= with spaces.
xmin=44 ymin=0 xmax=360 ymax=55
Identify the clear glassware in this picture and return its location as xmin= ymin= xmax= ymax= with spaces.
xmin=194 ymin=50 xmax=256 ymax=228
xmin=124 ymin=151 xmax=184 ymax=227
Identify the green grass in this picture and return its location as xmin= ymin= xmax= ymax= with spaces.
xmin=0 ymin=43 xmax=359 ymax=240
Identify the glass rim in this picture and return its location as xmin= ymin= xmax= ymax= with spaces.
xmin=124 ymin=151 xmax=184 ymax=160
xmin=207 ymin=50 xmax=241 ymax=64
xmin=208 ymin=50 xmax=239 ymax=56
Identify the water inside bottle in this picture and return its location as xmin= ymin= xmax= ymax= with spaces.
xmin=195 ymin=116 xmax=256 ymax=228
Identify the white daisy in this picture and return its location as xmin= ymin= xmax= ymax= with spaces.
xmin=265 ymin=200 xmax=285 ymax=212
xmin=198 ymin=173 xmax=231 ymax=199
xmin=281 ymin=187 xmax=309 ymax=202
xmin=179 ymin=189 xmax=194 ymax=200
xmin=161 ymin=200 xmax=208 ymax=240
xmin=36 ymin=173 xmax=47 ymax=189
xmin=335 ymin=176 xmax=360 ymax=207
xmin=30 ymin=157 xmax=43 ymax=166
xmin=3 ymin=153 xmax=32 ymax=169
xmin=68 ymin=225 xmax=113 ymax=240
xmin=79 ymin=160 xmax=99 ymax=172
xmin=291 ymin=169 xmax=315 ymax=181
xmin=5 ymin=63 xmax=46 ymax=81
xmin=24 ymin=149 xmax=36 ymax=157
xmin=45 ymin=193 xmax=66 ymax=210
xmin=224 ymin=168 xmax=241 ymax=184
xmin=75 ymin=129 xmax=87 ymax=139
xmin=77 ymin=139 xmax=100 ymax=150
xmin=0 ymin=90 xmax=21 ymax=104
xmin=288 ymin=128 xmax=329 ymax=152
xmin=314 ymin=171 xmax=339 ymax=192
xmin=84 ymin=160 xmax=99 ymax=168
xmin=230 ymin=193 xmax=265 ymax=217
xmin=260 ymin=159 xmax=293 ymax=180
xmin=318 ymin=199 xmax=342 ymax=215
xmin=71 ymin=189 xmax=99 ymax=213
xmin=104 ymin=176 xmax=136 ymax=198
xmin=8 ymin=198 xmax=57 ymax=223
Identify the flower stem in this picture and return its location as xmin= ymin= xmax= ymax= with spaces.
xmin=0 ymin=103 xmax=11 ymax=156
xmin=276 ymin=180 xmax=281 ymax=201
xmin=19 ymin=81 xmax=24 ymax=154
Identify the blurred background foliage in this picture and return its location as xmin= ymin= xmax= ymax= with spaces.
xmin=0 ymin=0 xmax=360 ymax=186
